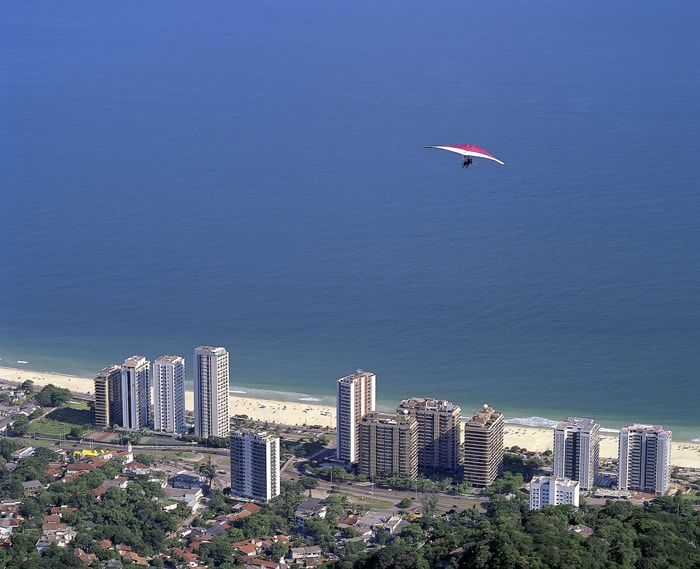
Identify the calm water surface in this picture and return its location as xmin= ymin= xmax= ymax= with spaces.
xmin=1 ymin=1 xmax=699 ymax=439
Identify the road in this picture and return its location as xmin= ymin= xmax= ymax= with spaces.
xmin=282 ymin=457 xmax=488 ymax=515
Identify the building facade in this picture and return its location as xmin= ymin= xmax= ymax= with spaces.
xmin=93 ymin=365 xmax=121 ymax=429
xmin=529 ymin=476 xmax=580 ymax=510
xmin=229 ymin=430 xmax=280 ymax=502
xmin=618 ymin=423 xmax=672 ymax=495
xmin=336 ymin=369 xmax=376 ymax=463
xmin=463 ymin=404 xmax=504 ymax=486
xmin=193 ymin=346 xmax=230 ymax=438
xmin=121 ymin=356 xmax=151 ymax=430
xmin=553 ymin=417 xmax=600 ymax=490
xmin=153 ymin=355 xmax=186 ymax=434
xmin=397 ymin=397 xmax=462 ymax=472
xmin=358 ymin=410 xmax=418 ymax=479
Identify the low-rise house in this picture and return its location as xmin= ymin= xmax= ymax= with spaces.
xmin=122 ymin=461 xmax=150 ymax=476
xmin=11 ymin=446 xmax=35 ymax=461
xmin=233 ymin=539 xmax=260 ymax=557
xmin=44 ymin=462 xmax=64 ymax=479
xmin=163 ymin=486 xmax=203 ymax=511
xmin=354 ymin=510 xmax=406 ymax=537
xmin=36 ymin=526 xmax=76 ymax=553
xmin=74 ymin=547 xmax=97 ymax=565
xmin=242 ymin=558 xmax=287 ymax=569
xmin=170 ymin=547 xmax=200 ymax=567
xmin=22 ymin=480 xmax=44 ymax=495
xmin=169 ymin=472 xmax=205 ymax=489
xmin=0 ymin=518 xmax=21 ymax=539
xmin=294 ymin=498 xmax=327 ymax=530
xmin=290 ymin=545 xmax=322 ymax=562
xmin=65 ymin=462 xmax=100 ymax=476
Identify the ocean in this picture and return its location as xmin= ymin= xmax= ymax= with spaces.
xmin=1 ymin=1 xmax=699 ymax=440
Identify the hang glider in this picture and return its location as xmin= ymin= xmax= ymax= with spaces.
xmin=423 ymin=144 xmax=504 ymax=168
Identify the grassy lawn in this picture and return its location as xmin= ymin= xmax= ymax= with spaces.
xmin=30 ymin=417 xmax=73 ymax=437
xmin=30 ymin=402 xmax=93 ymax=437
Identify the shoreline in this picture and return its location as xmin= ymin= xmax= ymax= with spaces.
xmin=2 ymin=365 xmax=700 ymax=469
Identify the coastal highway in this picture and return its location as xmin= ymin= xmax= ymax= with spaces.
xmin=282 ymin=457 xmax=487 ymax=515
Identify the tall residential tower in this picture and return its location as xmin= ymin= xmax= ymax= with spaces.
xmin=397 ymin=397 xmax=462 ymax=472
xmin=194 ymin=346 xmax=230 ymax=438
xmin=230 ymin=430 xmax=280 ymax=502
xmin=336 ymin=369 xmax=375 ymax=463
xmin=358 ymin=410 xmax=418 ymax=479
xmin=618 ymin=423 xmax=672 ymax=495
xmin=153 ymin=355 xmax=186 ymax=434
xmin=93 ymin=365 xmax=122 ymax=430
xmin=121 ymin=356 xmax=151 ymax=430
xmin=463 ymin=404 xmax=504 ymax=487
xmin=553 ymin=417 xmax=600 ymax=490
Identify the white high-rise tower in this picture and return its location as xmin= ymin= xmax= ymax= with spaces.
xmin=336 ymin=370 xmax=376 ymax=463
xmin=121 ymin=355 xmax=151 ymax=430
xmin=153 ymin=355 xmax=186 ymax=434
xmin=618 ymin=423 xmax=672 ymax=495
xmin=193 ymin=346 xmax=230 ymax=438
xmin=230 ymin=430 xmax=280 ymax=502
xmin=553 ymin=417 xmax=600 ymax=490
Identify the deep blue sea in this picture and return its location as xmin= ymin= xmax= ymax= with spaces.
xmin=1 ymin=2 xmax=699 ymax=440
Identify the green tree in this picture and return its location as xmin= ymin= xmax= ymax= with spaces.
xmin=420 ymin=492 xmax=439 ymax=518
xmin=398 ymin=523 xmax=424 ymax=545
xmin=34 ymin=384 xmax=72 ymax=407
xmin=268 ymin=541 xmax=289 ymax=559
xmin=304 ymin=517 xmax=335 ymax=552
xmin=398 ymin=497 xmax=413 ymax=509
xmin=9 ymin=414 xmax=30 ymax=436
xmin=134 ymin=453 xmax=156 ymax=466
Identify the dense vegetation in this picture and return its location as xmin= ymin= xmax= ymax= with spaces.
xmin=325 ymin=494 xmax=700 ymax=569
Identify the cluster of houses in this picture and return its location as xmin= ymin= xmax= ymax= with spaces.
xmin=5 ymin=443 xmax=211 ymax=560
xmin=5 ymin=440 xmax=411 ymax=568
xmin=167 ymin=495 xmax=410 ymax=569
xmin=0 ymin=399 xmax=39 ymax=434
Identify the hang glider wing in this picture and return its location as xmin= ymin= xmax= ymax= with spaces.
xmin=423 ymin=144 xmax=504 ymax=165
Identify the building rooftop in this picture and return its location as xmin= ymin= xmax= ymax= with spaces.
xmin=194 ymin=346 xmax=227 ymax=356
xmin=531 ymin=476 xmax=579 ymax=488
xmin=338 ymin=369 xmax=374 ymax=383
xmin=122 ymin=355 xmax=148 ymax=367
xmin=398 ymin=397 xmax=460 ymax=413
xmin=621 ymin=423 xmax=672 ymax=436
xmin=154 ymin=354 xmax=185 ymax=363
xmin=464 ymin=404 xmax=502 ymax=427
xmin=556 ymin=417 xmax=599 ymax=432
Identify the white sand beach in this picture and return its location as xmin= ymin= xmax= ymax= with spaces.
xmin=2 ymin=365 xmax=699 ymax=469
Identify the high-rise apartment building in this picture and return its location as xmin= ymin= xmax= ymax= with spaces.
xmin=463 ymin=404 xmax=504 ymax=486
xmin=94 ymin=365 xmax=121 ymax=429
xmin=121 ymin=356 xmax=151 ymax=430
xmin=553 ymin=417 xmax=600 ymax=490
xmin=397 ymin=397 xmax=462 ymax=472
xmin=358 ymin=411 xmax=418 ymax=479
xmin=153 ymin=355 xmax=186 ymax=434
xmin=529 ymin=476 xmax=580 ymax=510
xmin=194 ymin=346 xmax=230 ymax=438
xmin=618 ymin=423 xmax=672 ymax=495
xmin=230 ymin=430 xmax=280 ymax=502
xmin=336 ymin=369 xmax=375 ymax=463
